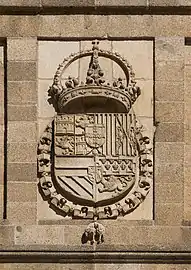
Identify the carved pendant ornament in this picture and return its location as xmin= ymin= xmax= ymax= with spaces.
xmin=38 ymin=41 xmax=153 ymax=224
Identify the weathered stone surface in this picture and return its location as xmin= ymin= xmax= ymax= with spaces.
xmin=155 ymin=163 xmax=183 ymax=183
xmin=149 ymin=0 xmax=191 ymax=6
xmin=184 ymin=145 xmax=191 ymax=165
xmin=7 ymin=202 xmax=37 ymax=225
xmin=42 ymin=0 xmax=95 ymax=6
xmin=155 ymin=123 xmax=184 ymax=142
xmin=7 ymin=163 xmax=36 ymax=182
xmin=155 ymin=37 xmax=184 ymax=61
xmin=7 ymin=182 xmax=37 ymax=202
xmin=184 ymin=46 xmax=191 ymax=65
xmin=0 ymin=0 xmax=41 ymax=6
xmin=155 ymin=183 xmax=183 ymax=203
xmin=15 ymin=226 xmax=65 ymax=245
xmin=7 ymin=61 xmax=37 ymax=81
xmin=155 ymin=142 xmax=184 ymax=164
xmin=184 ymin=82 xmax=191 ymax=102
xmin=7 ymin=143 xmax=36 ymax=162
xmin=155 ymin=81 xmax=184 ymax=101
xmin=184 ymin=65 xmax=191 ymax=82
xmin=155 ymin=203 xmax=183 ymax=225
xmin=108 ymin=15 xmax=154 ymax=37
xmin=153 ymin=16 xmax=189 ymax=36
xmin=96 ymin=0 xmax=147 ymax=6
xmin=149 ymin=226 xmax=182 ymax=248
xmin=8 ymin=105 xmax=37 ymax=121
xmin=155 ymin=61 xmax=184 ymax=82
xmin=184 ymin=102 xmax=191 ymax=125
xmin=8 ymin=122 xmax=37 ymax=142
xmin=39 ymin=15 xmax=85 ymax=37
xmin=0 ymin=226 xmax=14 ymax=246
xmin=7 ymin=38 xmax=37 ymax=61
xmin=155 ymin=102 xmax=184 ymax=123
xmin=0 ymin=16 xmax=39 ymax=37
xmin=0 ymin=184 xmax=3 ymax=219
xmin=7 ymin=81 xmax=37 ymax=104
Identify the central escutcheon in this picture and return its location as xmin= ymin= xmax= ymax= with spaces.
xmin=54 ymin=113 xmax=137 ymax=206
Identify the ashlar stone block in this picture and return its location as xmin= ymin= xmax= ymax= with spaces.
xmin=7 ymin=38 xmax=37 ymax=61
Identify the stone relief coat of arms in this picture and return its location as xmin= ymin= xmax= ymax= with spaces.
xmin=38 ymin=41 xmax=153 ymax=223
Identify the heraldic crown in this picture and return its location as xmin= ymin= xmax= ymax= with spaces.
xmin=38 ymin=40 xmax=153 ymax=221
xmin=48 ymin=40 xmax=141 ymax=113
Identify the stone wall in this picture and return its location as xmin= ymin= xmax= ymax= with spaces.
xmin=0 ymin=1 xmax=191 ymax=268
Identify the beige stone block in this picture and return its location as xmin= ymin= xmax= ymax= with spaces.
xmin=129 ymin=226 xmax=150 ymax=246
xmin=7 ymin=163 xmax=36 ymax=182
xmin=7 ymin=143 xmax=36 ymax=162
xmin=181 ymin=227 xmax=191 ymax=250
xmin=149 ymin=226 xmax=182 ymax=247
xmin=113 ymin=40 xmax=153 ymax=80
xmin=0 ymin=163 xmax=3 ymax=185
xmin=39 ymin=15 xmax=84 ymax=37
xmin=184 ymin=102 xmax=191 ymax=125
xmin=104 ymin=225 xmax=130 ymax=245
xmin=0 ymin=16 xmax=39 ymax=37
xmin=155 ymin=37 xmax=184 ymax=61
xmin=184 ymin=145 xmax=191 ymax=165
xmin=108 ymin=15 xmax=154 ymax=37
xmin=156 ymin=265 xmax=191 ymax=270
xmin=38 ymin=41 xmax=79 ymax=79
xmin=184 ymin=65 xmax=191 ymax=82
xmin=155 ymin=102 xmax=184 ymax=123
xmin=96 ymin=264 xmax=144 ymax=270
xmin=155 ymin=163 xmax=183 ymax=183
xmin=0 ymin=226 xmax=14 ymax=246
xmin=7 ymin=202 xmax=37 ymax=225
xmin=155 ymin=183 xmax=183 ymax=203
xmin=184 ymin=207 xmax=191 ymax=221
xmin=7 ymin=81 xmax=37 ymax=104
xmin=7 ymin=38 xmax=37 ymax=61
xmin=64 ymin=225 xmax=87 ymax=246
xmin=155 ymin=142 xmax=184 ymax=164
xmin=153 ymin=16 xmax=186 ymax=36
xmin=38 ymin=80 xmax=56 ymax=118
xmin=155 ymin=81 xmax=184 ymax=102
xmin=155 ymin=122 xmax=184 ymax=142
xmin=8 ymin=105 xmax=37 ymax=121
xmin=0 ymin=0 xmax=41 ymax=6
xmin=8 ymin=122 xmax=37 ymax=142
xmin=15 ymin=225 xmax=65 ymax=245
xmin=155 ymin=61 xmax=184 ymax=82
xmin=155 ymin=203 xmax=183 ymax=225
xmin=184 ymin=183 xmax=191 ymax=209
xmin=149 ymin=0 xmax=191 ymax=6
xmin=7 ymin=182 xmax=37 ymax=202
xmin=3 ymin=264 xmax=62 ymax=270
xmin=184 ymin=82 xmax=191 ymax=102
xmin=185 ymin=45 xmax=191 ymax=65
xmin=7 ymin=61 xmax=37 ymax=81
xmin=61 ymin=265 xmax=96 ymax=270
xmin=83 ymin=15 xmax=110 ymax=37
xmin=43 ymin=0 xmax=95 ymax=6
xmin=184 ymin=124 xmax=191 ymax=144
xmin=96 ymin=0 xmax=147 ymax=5
xmin=0 ymin=184 xmax=3 ymax=219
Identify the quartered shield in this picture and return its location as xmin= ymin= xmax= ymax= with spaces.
xmin=54 ymin=113 xmax=138 ymax=206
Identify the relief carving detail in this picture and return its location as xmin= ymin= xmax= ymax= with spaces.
xmin=38 ymin=41 xmax=153 ymax=242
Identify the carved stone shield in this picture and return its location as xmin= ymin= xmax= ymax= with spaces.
xmin=85 ymin=124 xmax=105 ymax=148
xmin=54 ymin=113 xmax=137 ymax=206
